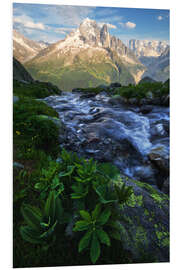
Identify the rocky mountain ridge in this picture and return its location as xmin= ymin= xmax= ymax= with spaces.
xmin=13 ymin=29 xmax=43 ymax=63
xmin=129 ymin=39 xmax=169 ymax=58
xmin=24 ymin=18 xmax=146 ymax=90
xmin=128 ymin=39 xmax=170 ymax=82
xmin=141 ymin=47 xmax=170 ymax=82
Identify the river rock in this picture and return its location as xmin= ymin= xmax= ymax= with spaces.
xmin=80 ymin=93 xmax=97 ymax=99
xmin=128 ymin=98 xmax=138 ymax=105
xmin=148 ymin=146 xmax=169 ymax=175
xmin=108 ymin=95 xmax=126 ymax=105
xmin=133 ymin=165 xmax=157 ymax=185
xmin=161 ymin=177 xmax=169 ymax=195
xmin=115 ymin=175 xmax=169 ymax=262
xmin=139 ymin=105 xmax=153 ymax=114
xmin=161 ymin=95 xmax=169 ymax=106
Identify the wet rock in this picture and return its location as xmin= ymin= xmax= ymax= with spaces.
xmin=108 ymin=95 xmax=126 ymax=105
xmin=151 ymin=124 xmax=166 ymax=138
xmin=140 ymin=105 xmax=153 ymax=114
xmin=148 ymin=146 xmax=169 ymax=175
xmin=89 ymin=107 xmax=100 ymax=114
xmin=139 ymin=98 xmax=149 ymax=105
xmin=151 ymin=98 xmax=162 ymax=105
xmin=80 ymin=93 xmax=97 ymax=99
xmin=161 ymin=119 xmax=169 ymax=134
xmin=84 ymin=149 xmax=100 ymax=154
xmin=133 ymin=165 xmax=157 ymax=185
xmin=54 ymin=104 xmax=74 ymax=112
xmin=161 ymin=177 xmax=169 ymax=195
xmin=161 ymin=95 xmax=169 ymax=106
xmin=128 ymin=98 xmax=138 ymax=105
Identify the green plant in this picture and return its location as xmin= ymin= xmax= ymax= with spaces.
xmin=34 ymin=160 xmax=64 ymax=199
xmin=20 ymin=191 xmax=64 ymax=246
xmin=73 ymin=204 xmax=111 ymax=263
xmin=19 ymin=150 xmax=134 ymax=265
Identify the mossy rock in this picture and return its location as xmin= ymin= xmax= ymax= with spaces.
xmin=35 ymin=115 xmax=64 ymax=130
xmin=114 ymin=175 xmax=169 ymax=263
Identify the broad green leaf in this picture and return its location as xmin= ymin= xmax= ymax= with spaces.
xmin=97 ymin=208 xmax=111 ymax=225
xmin=20 ymin=226 xmax=42 ymax=244
xmin=90 ymin=232 xmax=100 ymax=264
xmin=55 ymin=196 xmax=64 ymax=223
xmin=78 ymin=230 xmax=92 ymax=253
xmin=79 ymin=210 xmax=91 ymax=222
xmin=51 ymin=176 xmax=60 ymax=189
xmin=58 ymin=165 xmax=75 ymax=177
xmin=44 ymin=191 xmax=56 ymax=222
xmin=21 ymin=205 xmax=42 ymax=231
xmin=34 ymin=182 xmax=46 ymax=191
xmin=71 ymin=184 xmax=88 ymax=199
xmin=40 ymin=220 xmax=57 ymax=239
xmin=96 ymin=228 xmax=111 ymax=246
xmin=71 ymin=193 xmax=84 ymax=199
xmin=74 ymin=176 xmax=92 ymax=183
xmin=95 ymin=185 xmax=117 ymax=204
xmin=73 ymin=220 xmax=90 ymax=231
xmin=92 ymin=204 xmax=101 ymax=220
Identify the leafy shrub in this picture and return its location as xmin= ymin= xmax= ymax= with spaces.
xmin=19 ymin=149 xmax=133 ymax=264
xmin=20 ymin=191 xmax=65 ymax=246
xmin=13 ymin=98 xmax=60 ymax=157
xmin=112 ymin=81 xmax=169 ymax=100
xmin=13 ymin=79 xmax=61 ymax=98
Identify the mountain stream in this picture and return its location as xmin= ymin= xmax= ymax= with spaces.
xmin=44 ymin=91 xmax=169 ymax=190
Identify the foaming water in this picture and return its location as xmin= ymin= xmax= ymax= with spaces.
xmin=44 ymin=92 xmax=169 ymax=183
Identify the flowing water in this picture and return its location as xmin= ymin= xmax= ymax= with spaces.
xmin=44 ymin=91 xmax=169 ymax=188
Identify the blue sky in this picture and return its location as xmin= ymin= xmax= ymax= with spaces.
xmin=13 ymin=3 xmax=169 ymax=44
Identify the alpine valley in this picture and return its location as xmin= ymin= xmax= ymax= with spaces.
xmin=13 ymin=18 xmax=170 ymax=91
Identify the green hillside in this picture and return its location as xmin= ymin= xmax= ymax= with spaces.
xmin=25 ymin=48 xmax=136 ymax=91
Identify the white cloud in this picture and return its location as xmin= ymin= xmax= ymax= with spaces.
xmin=119 ymin=21 xmax=136 ymax=29
xmin=125 ymin=21 xmax=136 ymax=29
xmin=98 ymin=22 xmax=117 ymax=29
xmin=157 ymin=16 xmax=163 ymax=21
xmin=13 ymin=15 xmax=45 ymax=30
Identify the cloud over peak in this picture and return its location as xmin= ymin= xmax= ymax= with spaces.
xmin=119 ymin=21 xmax=136 ymax=29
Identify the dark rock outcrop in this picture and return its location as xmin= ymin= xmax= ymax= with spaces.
xmin=13 ymin=57 xmax=34 ymax=83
